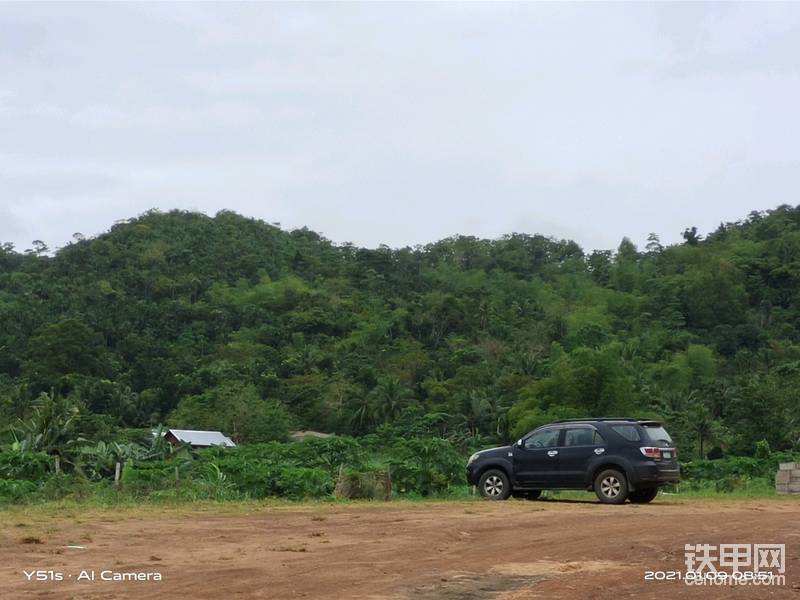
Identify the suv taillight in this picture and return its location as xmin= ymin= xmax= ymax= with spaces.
xmin=640 ymin=447 xmax=661 ymax=459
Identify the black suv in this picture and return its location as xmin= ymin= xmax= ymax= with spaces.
xmin=466 ymin=419 xmax=679 ymax=504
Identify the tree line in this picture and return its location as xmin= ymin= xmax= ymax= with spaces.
xmin=1 ymin=206 xmax=799 ymax=459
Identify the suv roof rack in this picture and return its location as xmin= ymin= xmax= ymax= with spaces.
xmin=552 ymin=417 xmax=640 ymax=423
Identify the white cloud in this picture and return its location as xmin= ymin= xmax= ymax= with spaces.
xmin=0 ymin=3 xmax=799 ymax=253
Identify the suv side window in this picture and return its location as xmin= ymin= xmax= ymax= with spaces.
xmin=524 ymin=427 xmax=560 ymax=449
xmin=564 ymin=428 xmax=596 ymax=446
xmin=611 ymin=424 xmax=641 ymax=442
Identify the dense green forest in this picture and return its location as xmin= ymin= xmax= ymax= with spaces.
xmin=2 ymin=205 xmax=800 ymax=466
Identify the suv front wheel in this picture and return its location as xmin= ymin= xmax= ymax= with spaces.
xmin=594 ymin=468 xmax=628 ymax=504
xmin=628 ymin=487 xmax=658 ymax=503
xmin=515 ymin=490 xmax=542 ymax=501
xmin=478 ymin=469 xmax=511 ymax=500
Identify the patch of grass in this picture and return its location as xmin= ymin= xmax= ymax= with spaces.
xmin=0 ymin=480 xmax=782 ymax=532
xmin=659 ymin=478 xmax=777 ymax=498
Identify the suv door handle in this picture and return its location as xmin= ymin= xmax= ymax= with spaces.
xmin=547 ymin=450 xmax=558 ymax=457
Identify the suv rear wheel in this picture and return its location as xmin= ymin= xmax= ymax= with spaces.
xmin=478 ymin=469 xmax=511 ymax=500
xmin=594 ymin=468 xmax=628 ymax=504
xmin=628 ymin=487 xmax=658 ymax=503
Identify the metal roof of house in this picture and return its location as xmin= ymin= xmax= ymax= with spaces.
xmin=166 ymin=429 xmax=236 ymax=447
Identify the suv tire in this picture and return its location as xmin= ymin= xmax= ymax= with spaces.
xmin=512 ymin=490 xmax=542 ymax=500
xmin=594 ymin=468 xmax=628 ymax=504
xmin=478 ymin=469 xmax=512 ymax=500
xmin=628 ymin=487 xmax=658 ymax=504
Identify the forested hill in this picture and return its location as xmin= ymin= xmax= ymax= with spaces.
xmin=1 ymin=206 xmax=799 ymax=458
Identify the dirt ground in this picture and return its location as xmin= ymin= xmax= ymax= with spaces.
xmin=1 ymin=496 xmax=799 ymax=600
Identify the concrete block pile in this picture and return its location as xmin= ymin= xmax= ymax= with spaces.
xmin=776 ymin=462 xmax=800 ymax=494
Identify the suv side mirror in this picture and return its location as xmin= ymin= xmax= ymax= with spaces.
xmin=517 ymin=439 xmax=523 ymax=447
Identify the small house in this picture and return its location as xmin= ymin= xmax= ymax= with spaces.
xmin=163 ymin=429 xmax=236 ymax=448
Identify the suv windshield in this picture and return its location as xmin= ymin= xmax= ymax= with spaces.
xmin=642 ymin=424 xmax=672 ymax=444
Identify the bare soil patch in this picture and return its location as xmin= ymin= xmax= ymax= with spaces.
xmin=1 ymin=497 xmax=798 ymax=599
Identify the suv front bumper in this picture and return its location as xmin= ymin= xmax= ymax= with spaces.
xmin=465 ymin=464 xmax=479 ymax=486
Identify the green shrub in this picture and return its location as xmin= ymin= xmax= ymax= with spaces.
xmin=194 ymin=437 xmax=362 ymax=499
xmin=272 ymin=466 xmax=332 ymax=498
xmin=333 ymin=467 xmax=390 ymax=500
xmin=0 ymin=450 xmax=51 ymax=481
xmin=121 ymin=461 xmax=181 ymax=494
xmin=681 ymin=452 xmax=800 ymax=489
xmin=40 ymin=474 xmax=91 ymax=501
xmin=196 ymin=449 xmax=281 ymax=498
xmin=291 ymin=437 xmax=365 ymax=473
xmin=0 ymin=429 xmax=473 ymax=504
xmin=754 ymin=439 xmax=771 ymax=460
xmin=190 ymin=463 xmax=247 ymax=501
xmin=682 ymin=457 xmax=763 ymax=480
xmin=387 ymin=438 xmax=462 ymax=496
xmin=0 ymin=479 xmax=38 ymax=503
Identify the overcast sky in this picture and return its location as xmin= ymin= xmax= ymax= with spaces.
xmin=2 ymin=3 xmax=799 ymax=254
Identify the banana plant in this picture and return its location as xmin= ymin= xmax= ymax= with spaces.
xmin=11 ymin=391 xmax=83 ymax=464
xmin=76 ymin=440 xmax=145 ymax=480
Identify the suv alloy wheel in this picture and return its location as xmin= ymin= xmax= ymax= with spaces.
xmin=594 ymin=468 xmax=628 ymax=504
xmin=478 ymin=469 xmax=511 ymax=500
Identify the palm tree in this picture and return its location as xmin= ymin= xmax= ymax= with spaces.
xmin=464 ymin=390 xmax=491 ymax=436
xmin=371 ymin=376 xmax=413 ymax=423
xmin=348 ymin=394 xmax=376 ymax=434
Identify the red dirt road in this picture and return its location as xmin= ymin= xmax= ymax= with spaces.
xmin=1 ymin=497 xmax=799 ymax=599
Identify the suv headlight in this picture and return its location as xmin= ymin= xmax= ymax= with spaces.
xmin=467 ymin=452 xmax=480 ymax=465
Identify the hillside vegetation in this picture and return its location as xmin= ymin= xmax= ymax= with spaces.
xmin=1 ymin=206 xmax=800 ymax=472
